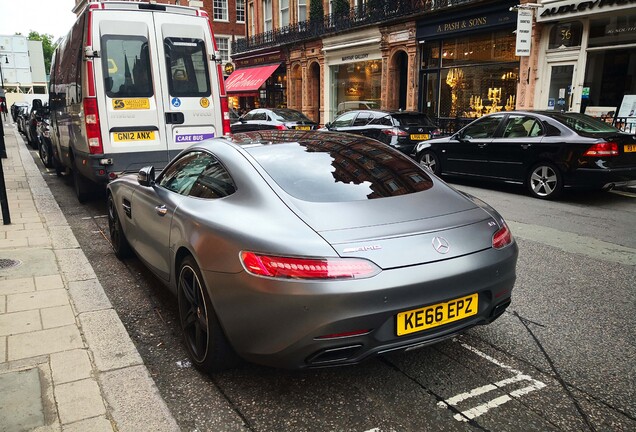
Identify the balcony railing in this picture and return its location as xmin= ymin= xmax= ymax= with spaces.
xmin=232 ymin=0 xmax=481 ymax=55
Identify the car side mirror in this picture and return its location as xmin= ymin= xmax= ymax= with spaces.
xmin=137 ymin=166 xmax=155 ymax=187
xmin=324 ymin=122 xmax=332 ymax=130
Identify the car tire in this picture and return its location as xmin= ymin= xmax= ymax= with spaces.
xmin=72 ymin=161 xmax=92 ymax=204
xmin=54 ymin=156 xmax=65 ymax=177
xmin=39 ymin=140 xmax=53 ymax=168
xmin=526 ymin=162 xmax=563 ymax=199
xmin=418 ymin=150 xmax=441 ymax=175
xmin=178 ymin=255 xmax=237 ymax=373
xmin=107 ymin=194 xmax=133 ymax=260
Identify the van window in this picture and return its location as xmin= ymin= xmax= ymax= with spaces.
xmin=165 ymin=38 xmax=211 ymax=97
xmin=102 ymin=36 xmax=153 ymax=98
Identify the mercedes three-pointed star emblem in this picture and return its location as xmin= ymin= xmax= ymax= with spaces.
xmin=432 ymin=236 xmax=450 ymax=254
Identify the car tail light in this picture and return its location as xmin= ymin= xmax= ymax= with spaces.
xmin=83 ymin=98 xmax=103 ymax=155
xmin=382 ymin=127 xmax=408 ymax=136
xmin=240 ymin=252 xmax=380 ymax=280
xmin=583 ymin=142 xmax=618 ymax=157
xmin=492 ymin=223 xmax=513 ymax=249
xmin=275 ymin=124 xmax=288 ymax=130
xmin=432 ymin=129 xmax=442 ymax=137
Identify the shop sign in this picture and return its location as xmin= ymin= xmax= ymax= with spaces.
xmin=235 ymin=51 xmax=283 ymax=68
xmin=341 ymin=53 xmax=369 ymax=62
xmin=537 ymin=0 xmax=636 ymax=22
xmin=389 ymin=30 xmax=410 ymax=43
xmin=515 ymin=9 xmax=533 ymax=56
xmin=417 ymin=10 xmax=515 ymax=39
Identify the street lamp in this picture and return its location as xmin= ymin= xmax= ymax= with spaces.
xmin=0 ymin=54 xmax=7 ymax=90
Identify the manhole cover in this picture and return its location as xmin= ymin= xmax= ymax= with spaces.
xmin=0 ymin=258 xmax=22 ymax=269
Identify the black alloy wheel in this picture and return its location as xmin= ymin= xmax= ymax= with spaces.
xmin=107 ymin=194 xmax=132 ymax=260
xmin=178 ymin=256 xmax=236 ymax=373
xmin=526 ymin=162 xmax=563 ymax=199
xmin=418 ymin=150 xmax=441 ymax=175
xmin=39 ymin=140 xmax=53 ymax=168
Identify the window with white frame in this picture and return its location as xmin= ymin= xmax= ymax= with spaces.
xmin=215 ymin=37 xmax=230 ymax=63
xmin=263 ymin=0 xmax=273 ymax=32
xmin=280 ymin=0 xmax=289 ymax=28
xmin=249 ymin=3 xmax=255 ymax=36
xmin=214 ymin=0 xmax=228 ymax=21
xmin=298 ymin=0 xmax=307 ymax=22
xmin=236 ymin=0 xmax=245 ymax=23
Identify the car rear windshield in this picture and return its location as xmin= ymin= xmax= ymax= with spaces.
xmin=391 ymin=113 xmax=437 ymax=127
xmin=244 ymin=133 xmax=433 ymax=202
xmin=548 ymin=112 xmax=620 ymax=133
xmin=270 ymin=109 xmax=312 ymax=122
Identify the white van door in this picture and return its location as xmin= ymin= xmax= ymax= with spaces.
xmin=95 ymin=13 xmax=168 ymax=171
xmin=151 ymin=13 xmax=223 ymax=158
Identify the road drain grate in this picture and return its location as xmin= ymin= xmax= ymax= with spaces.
xmin=0 ymin=258 xmax=22 ymax=269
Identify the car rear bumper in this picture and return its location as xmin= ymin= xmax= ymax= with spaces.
xmin=566 ymin=166 xmax=636 ymax=189
xmin=205 ymin=243 xmax=518 ymax=370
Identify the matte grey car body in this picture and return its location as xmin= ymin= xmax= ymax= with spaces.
xmin=107 ymin=130 xmax=518 ymax=372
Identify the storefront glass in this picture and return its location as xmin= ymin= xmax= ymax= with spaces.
xmin=420 ymin=30 xmax=519 ymax=120
xmin=330 ymin=59 xmax=381 ymax=115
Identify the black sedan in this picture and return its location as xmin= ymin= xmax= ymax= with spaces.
xmin=230 ymin=108 xmax=319 ymax=133
xmin=415 ymin=111 xmax=636 ymax=199
xmin=107 ymin=130 xmax=517 ymax=372
xmin=323 ymin=110 xmax=440 ymax=156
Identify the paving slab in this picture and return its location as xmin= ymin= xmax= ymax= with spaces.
xmin=8 ymin=325 xmax=84 ymax=361
xmin=55 ymin=249 xmax=97 ymax=282
xmin=62 ymin=416 xmax=114 ymax=432
xmin=67 ymin=279 xmax=112 ymax=313
xmin=0 ymin=368 xmax=45 ymax=431
xmin=0 ymin=249 xmax=59 ymax=279
xmin=35 ymin=275 xmax=64 ymax=291
xmin=41 ymin=305 xmax=76 ymax=329
xmin=55 ymin=378 xmax=106 ymax=425
xmin=0 ymin=309 xmax=42 ymax=336
xmin=7 ymin=289 xmax=69 ymax=313
xmin=50 ymin=349 xmax=93 ymax=385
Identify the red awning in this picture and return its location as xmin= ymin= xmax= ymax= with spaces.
xmin=225 ymin=64 xmax=280 ymax=93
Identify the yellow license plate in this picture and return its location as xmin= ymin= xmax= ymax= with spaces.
xmin=625 ymin=144 xmax=636 ymax=152
xmin=410 ymin=134 xmax=429 ymax=141
xmin=295 ymin=126 xmax=311 ymax=131
xmin=396 ymin=293 xmax=478 ymax=336
xmin=113 ymin=131 xmax=156 ymax=142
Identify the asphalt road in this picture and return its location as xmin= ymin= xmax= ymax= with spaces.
xmin=28 ymin=143 xmax=636 ymax=432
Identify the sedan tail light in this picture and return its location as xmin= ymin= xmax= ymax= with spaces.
xmin=583 ymin=142 xmax=618 ymax=157
xmin=492 ymin=223 xmax=513 ymax=249
xmin=382 ymin=127 xmax=408 ymax=137
xmin=240 ymin=252 xmax=380 ymax=280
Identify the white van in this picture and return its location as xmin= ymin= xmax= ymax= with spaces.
xmin=49 ymin=0 xmax=230 ymax=202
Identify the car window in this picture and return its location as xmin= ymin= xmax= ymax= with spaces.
xmin=370 ymin=115 xmax=393 ymax=126
xmin=332 ymin=112 xmax=357 ymax=128
xmin=159 ymin=151 xmax=236 ymax=198
xmin=462 ymin=115 xmax=504 ymax=139
xmin=352 ymin=112 xmax=374 ymax=126
xmin=165 ymin=37 xmax=211 ymax=97
xmin=102 ymin=35 xmax=153 ymax=98
xmin=392 ymin=113 xmax=437 ymax=127
xmin=548 ymin=112 xmax=621 ymax=133
xmin=246 ymin=138 xmax=433 ymax=202
xmin=253 ymin=111 xmax=267 ymax=121
xmin=271 ymin=109 xmax=310 ymax=122
xmin=502 ymin=115 xmax=544 ymax=138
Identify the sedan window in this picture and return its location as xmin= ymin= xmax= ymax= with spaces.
xmin=502 ymin=116 xmax=544 ymax=138
xmin=159 ymin=151 xmax=236 ymax=198
xmin=462 ymin=115 xmax=504 ymax=139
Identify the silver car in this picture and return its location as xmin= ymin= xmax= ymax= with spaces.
xmin=107 ymin=130 xmax=518 ymax=372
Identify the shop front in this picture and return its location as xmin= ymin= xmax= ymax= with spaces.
xmin=225 ymin=50 xmax=287 ymax=112
xmin=536 ymin=0 xmax=636 ymax=127
xmin=416 ymin=1 xmax=518 ymax=131
xmin=323 ymin=28 xmax=383 ymax=122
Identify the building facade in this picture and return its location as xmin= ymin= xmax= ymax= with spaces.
xmin=0 ymin=35 xmax=47 ymax=95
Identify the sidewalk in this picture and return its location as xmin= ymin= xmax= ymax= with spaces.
xmin=0 ymin=119 xmax=180 ymax=432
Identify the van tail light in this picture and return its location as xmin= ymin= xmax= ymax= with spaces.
xmin=220 ymin=96 xmax=231 ymax=136
xmin=240 ymin=252 xmax=380 ymax=280
xmin=583 ymin=142 xmax=618 ymax=157
xmin=492 ymin=223 xmax=513 ymax=249
xmin=382 ymin=127 xmax=408 ymax=137
xmin=83 ymin=98 xmax=103 ymax=155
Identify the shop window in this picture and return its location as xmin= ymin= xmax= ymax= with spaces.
xmin=421 ymin=42 xmax=441 ymax=70
xmin=548 ymin=22 xmax=583 ymax=50
xmin=441 ymin=30 xmax=516 ymax=67
xmin=589 ymin=15 xmax=636 ymax=48
xmin=330 ymin=59 xmax=381 ymax=121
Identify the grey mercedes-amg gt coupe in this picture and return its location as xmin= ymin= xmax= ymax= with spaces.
xmin=107 ymin=130 xmax=518 ymax=373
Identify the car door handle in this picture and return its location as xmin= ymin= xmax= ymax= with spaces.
xmin=155 ymin=205 xmax=168 ymax=216
xmin=521 ymin=144 xmax=532 ymax=150
xmin=478 ymin=143 xmax=488 ymax=148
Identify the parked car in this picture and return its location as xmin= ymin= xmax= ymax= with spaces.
xmin=36 ymin=104 xmax=58 ymax=169
xmin=49 ymin=0 xmax=230 ymax=203
xmin=230 ymin=108 xmax=319 ymax=133
xmin=336 ymin=100 xmax=379 ymax=115
xmin=324 ymin=110 xmax=440 ymax=156
xmin=11 ymin=102 xmax=29 ymax=123
xmin=415 ymin=111 xmax=636 ymax=199
xmin=107 ymin=130 xmax=518 ymax=373
xmin=25 ymin=99 xmax=45 ymax=149
xmin=16 ymin=105 xmax=31 ymax=135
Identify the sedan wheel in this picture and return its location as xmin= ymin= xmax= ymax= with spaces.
xmin=107 ymin=194 xmax=132 ymax=259
xmin=527 ymin=163 xmax=563 ymax=199
xmin=178 ymin=256 xmax=236 ymax=373
xmin=418 ymin=150 xmax=440 ymax=175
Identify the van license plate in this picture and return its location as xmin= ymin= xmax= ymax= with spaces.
xmin=410 ymin=134 xmax=429 ymax=141
xmin=295 ymin=126 xmax=311 ymax=131
xmin=113 ymin=131 xmax=156 ymax=142
xmin=396 ymin=293 xmax=478 ymax=336
xmin=625 ymin=144 xmax=636 ymax=152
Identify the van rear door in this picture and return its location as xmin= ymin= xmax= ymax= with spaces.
xmin=95 ymin=12 xmax=167 ymax=172
xmin=152 ymin=12 xmax=223 ymax=158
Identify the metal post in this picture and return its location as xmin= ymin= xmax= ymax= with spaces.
xmin=0 ymin=115 xmax=10 ymax=224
